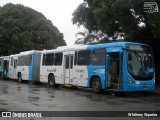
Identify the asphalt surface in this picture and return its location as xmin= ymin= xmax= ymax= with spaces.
xmin=0 ymin=80 xmax=160 ymax=120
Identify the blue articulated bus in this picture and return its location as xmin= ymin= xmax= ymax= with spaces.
xmin=1 ymin=42 xmax=154 ymax=93
xmin=39 ymin=42 xmax=155 ymax=93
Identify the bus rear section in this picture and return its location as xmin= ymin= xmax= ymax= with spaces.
xmin=0 ymin=56 xmax=9 ymax=79
xmin=9 ymin=50 xmax=41 ymax=83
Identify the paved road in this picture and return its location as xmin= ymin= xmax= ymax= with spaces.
xmin=0 ymin=80 xmax=160 ymax=120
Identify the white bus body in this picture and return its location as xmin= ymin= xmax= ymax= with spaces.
xmin=9 ymin=54 xmax=18 ymax=79
xmin=40 ymin=45 xmax=89 ymax=87
xmin=9 ymin=50 xmax=41 ymax=82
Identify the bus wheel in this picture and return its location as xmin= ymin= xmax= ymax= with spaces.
xmin=18 ymin=73 xmax=22 ymax=83
xmin=91 ymin=77 xmax=102 ymax=93
xmin=48 ymin=74 xmax=55 ymax=87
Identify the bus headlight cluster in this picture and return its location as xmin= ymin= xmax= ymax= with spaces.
xmin=153 ymin=78 xmax=155 ymax=84
xmin=128 ymin=77 xmax=134 ymax=84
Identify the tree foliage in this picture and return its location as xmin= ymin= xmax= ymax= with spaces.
xmin=75 ymin=31 xmax=98 ymax=44
xmin=72 ymin=0 xmax=160 ymax=41
xmin=72 ymin=0 xmax=160 ymax=81
xmin=0 ymin=3 xmax=66 ymax=55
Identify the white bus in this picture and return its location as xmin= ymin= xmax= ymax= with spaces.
xmin=9 ymin=50 xmax=41 ymax=83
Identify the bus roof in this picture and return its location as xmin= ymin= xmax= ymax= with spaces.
xmin=63 ymin=42 xmax=148 ymax=50
xmin=19 ymin=50 xmax=41 ymax=55
xmin=38 ymin=42 xmax=150 ymax=54
xmin=42 ymin=44 xmax=87 ymax=54
xmin=0 ymin=56 xmax=9 ymax=60
xmin=86 ymin=42 xmax=149 ymax=49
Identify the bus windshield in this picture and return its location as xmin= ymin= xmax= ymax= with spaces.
xmin=127 ymin=45 xmax=154 ymax=80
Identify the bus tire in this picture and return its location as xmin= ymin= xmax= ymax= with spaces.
xmin=18 ymin=73 xmax=22 ymax=83
xmin=48 ymin=74 xmax=55 ymax=87
xmin=91 ymin=77 xmax=102 ymax=93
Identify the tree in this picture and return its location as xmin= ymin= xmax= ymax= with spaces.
xmin=72 ymin=0 xmax=160 ymax=82
xmin=72 ymin=0 xmax=160 ymax=41
xmin=75 ymin=31 xmax=98 ymax=44
xmin=0 ymin=3 xmax=66 ymax=55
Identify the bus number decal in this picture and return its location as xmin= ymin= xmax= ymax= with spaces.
xmin=93 ymin=69 xmax=105 ymax=74
xmin=76 ymin=69 xmax=85 ymax=73
xmin=47 ymin=68 xmax=56 ymax=73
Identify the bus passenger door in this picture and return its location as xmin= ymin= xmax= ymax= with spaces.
xmin=64 ymin=55 xmax=73 ymax=84
xmin=0 ymin=58 xmax=4 ymax=79
xmin=13 ymin=59 xmax=18 ymax=79
xmin=3 ymin=60 xmax=9 ymax=77
xmin=106 ymin=52 xmax=121 ymax=91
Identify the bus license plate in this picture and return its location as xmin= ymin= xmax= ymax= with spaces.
xmin=142 ymin=86 xmax=148 ymax=91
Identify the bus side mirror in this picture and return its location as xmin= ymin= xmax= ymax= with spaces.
xmin=128 ymin=53 xmax=132 ymax=61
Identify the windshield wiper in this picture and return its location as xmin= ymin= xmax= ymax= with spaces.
xmin=134 ymin=51 xmax=142 ymax=66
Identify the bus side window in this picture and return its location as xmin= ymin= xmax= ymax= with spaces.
xmin=42 ymin=54 xmax=45 ymax=66
xmin=14 ymin=60 xmax=17 ymax=68
xmin=54 ymin=53 xmax=63 ymax=66
xmin=74 ymin=51 xmax=77 ymax=65
xmin=45 ymin=53 xmax=54 ymax=66
xmin=25 ymin=55 xmax=32 ymax=66
xmin=70 ymin=56 xmax=73 ymax=69
xmin=18 ymin=56 xmax=25 ymax=66
xmin=77 ymin=50 xmax=91 ymax=65
xmin=10 ymin=57 xmax=13 ymax=66
xmin=92 ymin=49 xmax=105 ymax=66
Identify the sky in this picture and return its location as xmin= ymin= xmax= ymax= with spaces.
xmin=0 ymin=0 xmax=84 ymax=46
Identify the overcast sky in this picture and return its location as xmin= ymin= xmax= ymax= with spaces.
xmin=0 ymin=0 xmax=84 ymax=46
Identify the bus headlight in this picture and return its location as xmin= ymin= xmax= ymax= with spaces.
xmin=153 ymin=78 xmax=155 ymax=84
xmin=128 ymin=77 xmax=134 ymax=84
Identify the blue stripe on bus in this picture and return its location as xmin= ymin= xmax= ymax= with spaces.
xmin=28 ymin=53 xmax=34 ymax=81
xmin=29 ymin=66 xmax=32 ymax=80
